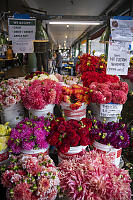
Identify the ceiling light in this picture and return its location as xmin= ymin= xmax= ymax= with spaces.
xmin=64 ymin=40 xmax=66 ymax=43
xmin=65 ymin=35 xmax=68 ymax=39
xmin=48 ymin=21 xmax=102 ymax=25
xmin=67 ymin=24 xmax=69 ymax=28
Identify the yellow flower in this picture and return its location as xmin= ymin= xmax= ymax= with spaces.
xmin=0 ymin=142 xmax=7 ymax=151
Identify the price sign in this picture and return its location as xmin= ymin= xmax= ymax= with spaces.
xmin=100 ymin=104 xmax=123 ymax=117
xmin=107 ymin=40 xmax=130 ymax=75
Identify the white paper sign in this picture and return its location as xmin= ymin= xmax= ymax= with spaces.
xmin=107 ymin=40 xmax=130 ymax=75
xmin=100 ymin=104 xmax=123 ymax=117
xmin=8 ymin=18 xmax=36 ymax=41
xmin=110 ymin=19 xmax=133 ymax=41
xmin=12 ymin=41 xmax=34 ymax=53
xmin=8 ymin=18 xmax=36 ymax=53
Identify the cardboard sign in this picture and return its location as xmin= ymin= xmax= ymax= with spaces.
xmin=100 ymin=104 xmax=123 ymax=117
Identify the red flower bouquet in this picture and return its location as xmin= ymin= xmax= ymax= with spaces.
xmin=46 ymin=117 xmax=93 ymax=154
xmin=76 ymin=54 xmax=107 ymax=74
xmin=89 ymin=81 xmax=128 ymax=104
xmin=61 ymin=84 xmax=90 ymax=110
xmin=1 ymin=154 xmax=60 ymax=200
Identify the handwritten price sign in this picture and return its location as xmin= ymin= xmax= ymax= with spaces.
xmin=100 ymin=104 xmax=123 ymax=117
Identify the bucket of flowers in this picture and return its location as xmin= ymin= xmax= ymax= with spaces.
xmin=8 ymin=116 xmax=53 ymax=155
xmin=0 ymin=78 xmax=28 ymax=127
xmin=89 ymin=81 xmax=128 ymax=122
xmin=1 ymin=153 xmax=60 ymax=200
xmin=58 ymin=150 xmax=131 ymax=200
xmin=90 ymin=119 xmax=130 ymax=167
xmin=61 ymin=84 xmax=90 ymax=120
xmin=21 ymin=79 xmax=62 ymax=118
xmin=46 ymin=117 xmax=93 ymax=163
xmin=0 ymin=122 xmax=11 ymax=165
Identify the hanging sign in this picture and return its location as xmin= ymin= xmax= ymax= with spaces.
xmin=100 ymin=104 xmax=123 ymax=117
xmin=110 ymin=19 xmax=133 ymax=41
xmin=106 ymin=40 xmax=130 ymax=75
xmin=8 ymin=18 xmax=36 ymax=53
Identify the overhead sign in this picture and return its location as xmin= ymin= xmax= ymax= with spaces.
xmin=8 ymin=18 xmax=36 ymax=53
xmin=107 ymin=40 xmax=130 ymax=75
xmin=110 ymin=19 xmax=133 ymax=42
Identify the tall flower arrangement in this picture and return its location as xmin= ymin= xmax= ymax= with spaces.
xmin=0 ymin=78 xmax=28 ymax=109
xmin=8 ymin=116 xmax=53 ymax=154
xmin=76 ymin=54 xmax=107 ymax=74
xmin=21 ymin=79 xmax=62 ymax=110
xmin=89 ymin=81 xmax=128 ymax=104
xmin=61 ymin=84 xmax=90 ymax=110
xmin=58 ymin=150 xmax=131 ymax=200
xmin=1 ymin=154 xmax=60 ymax=200
xmin=46 ymin=117 xmax=93 ymax=154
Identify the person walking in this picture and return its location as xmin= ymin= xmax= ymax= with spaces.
xmin=55 ymin=50 xmax=62 ymax=74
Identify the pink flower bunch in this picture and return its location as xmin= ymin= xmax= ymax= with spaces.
xmin=21 ymin=79 xmax=62 ymax=110
xmin=0 ymin=78 xmax=28 ymax=108
xmin=89 ymin=81 xmax=128 ymax=104
xmin=58 ymin=150 xmax=131 ymax=200
xmin=1 ymin=153 xmax=60 ymax=200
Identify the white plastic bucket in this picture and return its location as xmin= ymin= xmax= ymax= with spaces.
xmin=93 ymin=141 xmax=122 ymax=167
xmin=1 ymin=103 xmax=24 ymax=127
xmin=61 ymin=103 xmax=87 ymax=120
xmin=29 ymin=104 xmax=54 ymax=118
xmin=0 ymin=149 xmax=9 ymax=164
xmin=90 ymin=103 xmax=123 ymax=123
xmin=58 ymin=145 xmax=87 ymax=163
xmin=21 ymin=146 xmax=49 ymax=156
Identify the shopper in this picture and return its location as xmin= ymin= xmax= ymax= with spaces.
xmin=55 ymin=50 xmax=62 ymax=74
xmin=74 ymin=51 xmax=83 ymax=75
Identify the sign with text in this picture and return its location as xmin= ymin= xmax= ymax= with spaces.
xmin=107 ymin=40 xmax=130 ymax=75
xmin=8 ymin=18 xmax=36 ymax=53
xmin=110 ymin=19 xmax=133 ymax=41
xmin=12 ymin=41 xmax=34 ymax=53
xmin=100 ymin=104 xmax=123 ymax=117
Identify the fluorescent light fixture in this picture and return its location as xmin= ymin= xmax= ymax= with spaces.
xmin=48 ymin=21 xmax=102 ymax=25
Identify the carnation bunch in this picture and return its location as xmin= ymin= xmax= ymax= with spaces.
xmin=1 ymin=153 xmax=60 ymax=200
xmin=46 ymin=117 xmax=93 ymax=154
xmin=81 ymin=71 xmax=119 ymax=87
xmin=0 ymin=78 xmax=28 ymax=108
xmin=8 ymin=116 xmax=53 ymax=154
xmin=25 ymin=71 xmax=59 ymax=82
xmin=58 ymin=150 xmax=131 ymax=200
xmin=21 ymin=79 xmax=62 ymax=110
xmin=61 ymin=84 xmax=90 ymax=110
xmin=76 ymin=53 xmax=107 ymax=74
xmin=90 ymin=120 xmax=130 ymax=149
xmin=89 ymin=81 xmax=128 ymax=104
xmin=0 ymin=122 xmax=11 ymax=152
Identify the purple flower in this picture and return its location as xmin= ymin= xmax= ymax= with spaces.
xmin=22 ymin=141 xmax=35 ymax=150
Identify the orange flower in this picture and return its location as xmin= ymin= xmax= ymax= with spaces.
xmin=70 ymin=101 xmax=82 ymax=110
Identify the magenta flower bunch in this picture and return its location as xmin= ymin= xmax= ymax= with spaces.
xmin=8 ymin=116 xmax=53 ymax=154
xmin=58 ymin=150 xmax=131 ymax=200
xmin=89 ymin=81 xmax=128 ymax=104
xmin=1 ymin=153 xmax=60 ymax=200
xmin=0 ymin=78 xmax=28 ymax=108
xmin=21 ymin=79 xmax=62 ymax=110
